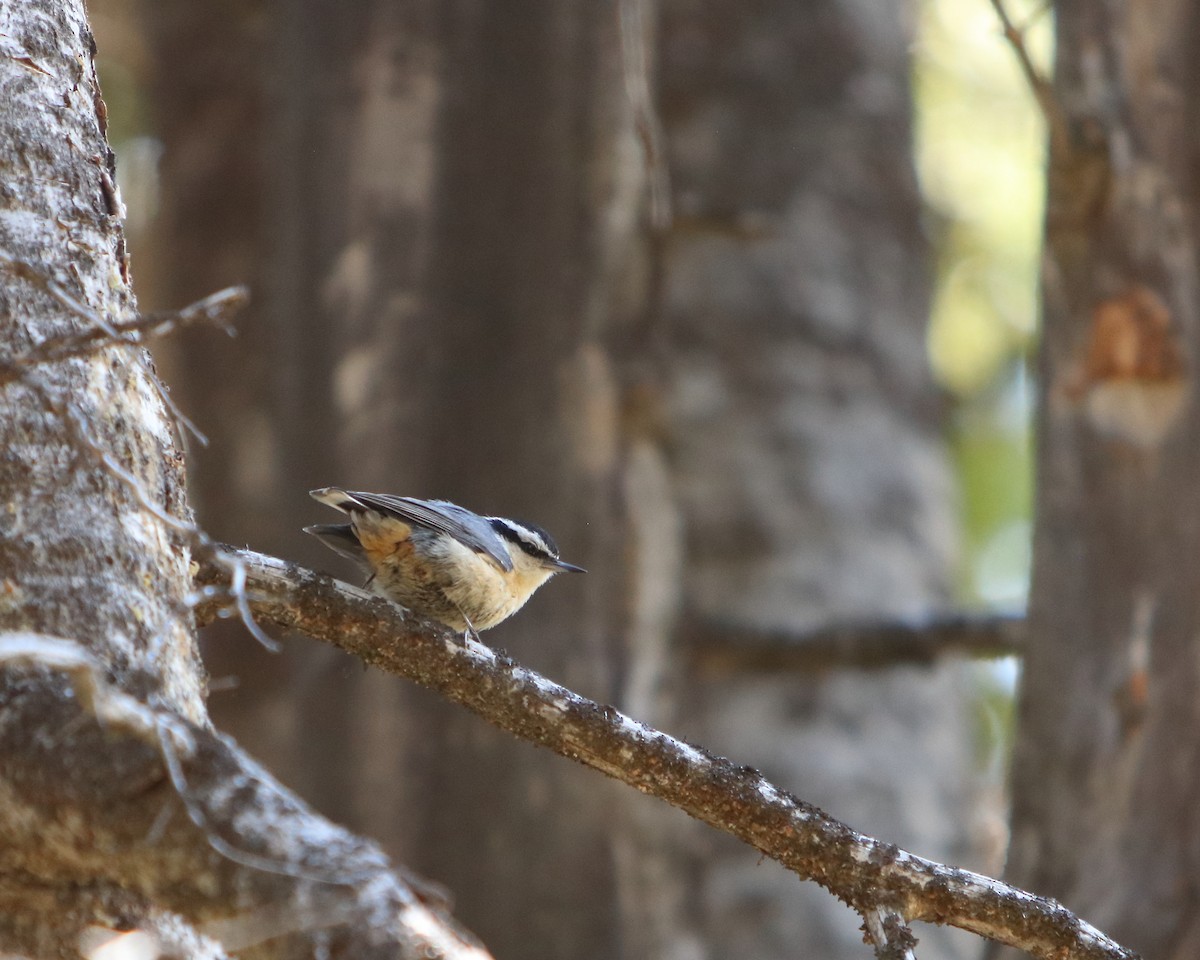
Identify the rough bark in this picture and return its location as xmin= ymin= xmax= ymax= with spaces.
xmin=0 ymin=3 xmax=491 ymax=955
xmin=0 ymin=0 xmax=201 ymax=723
xmin=658 ymin=2 xmax=985 ymax=958
xmin=1003 ymin=2 xmax=1200 ymax=958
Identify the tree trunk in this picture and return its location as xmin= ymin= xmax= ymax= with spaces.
xmin=1004 ymin=3 xmax=1200 ymax=957
xmin=145 ymin=1 xmax=690 ymax=957
xmin=0 ymin=0 xmax=201 ymax=723
xmin=659 ymin=2 xmax=986 ymax=958
xmin=0 ymin=3 xmax=496 ymax=956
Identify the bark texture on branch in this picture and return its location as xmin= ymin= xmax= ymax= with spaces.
xmin=197 ymin=548 xmax=1140 ymax=960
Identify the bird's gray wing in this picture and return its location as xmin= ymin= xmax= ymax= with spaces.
xmin=345 ymin=491 xmax=514 ymax=572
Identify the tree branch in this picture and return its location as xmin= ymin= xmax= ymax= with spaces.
xmin=864 ymin=907 xmax=920 ymax=960
xmin=0 ymin=634 xmax=491 ymax=960
xmin=195 ymin=547 xmax=1139 ymax=960
xmin=987 ymin=0 xmax=1070 ymax=153
xmin=688 ymin=612 xmax=1024 ymax=673
xmin=0 ymin=280 xmax=247 ymax=386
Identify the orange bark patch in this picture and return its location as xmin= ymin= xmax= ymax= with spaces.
xmin=1083 ymin=286 xmax=1184 ymax=383
xmin=1065 ymin=286 xmax=1189 ymax=447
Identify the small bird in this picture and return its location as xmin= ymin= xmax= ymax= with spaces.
xmin=304 ymin=487 xmax=585 ymax=634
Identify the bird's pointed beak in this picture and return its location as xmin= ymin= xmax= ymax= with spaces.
xmin=554 ymin=559 xmax=587 ymax=574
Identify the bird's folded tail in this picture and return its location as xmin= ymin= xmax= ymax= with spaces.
xmin=303 ymin=522 xmax=370 ymax=570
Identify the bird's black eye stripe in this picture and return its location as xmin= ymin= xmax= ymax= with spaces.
xmin=489 ymin=517 xmax=560 ymax=559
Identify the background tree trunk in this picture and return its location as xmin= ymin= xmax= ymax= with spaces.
xmin=139 ymin=1 xmax=982 ymax=958
xmin=658 ymin=3 xmax=985 ymax=959
xmin=1002 ymin=3 xmax=1200 ymax=957
xmin=145 ymin=2 xmax=692 ymax=957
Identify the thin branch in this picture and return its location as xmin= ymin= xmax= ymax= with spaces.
xmin=988 ymin=0 xmax=1070 ymax=152
xmin=198 ymin=544 xmax=283 ymax=653
xmin=26 ymin=379 xmax=279 ymax=653
xmin=195 ymin=547 xmax=1139 ymax=960
xmin=0 ymin=252 xmax=245 ymax=446
xmin=0 ymin=282 xmax=247 ymax=387
xmin=864 ymin=907 xmax=920 ymax=960
xmin=688 ymin=612 xmax=1025 ymax=673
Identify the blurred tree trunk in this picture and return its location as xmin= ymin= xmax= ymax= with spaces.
xmin=1002 ymin=3 xmax=1200 ymax=958
xmin=141 ymin=1 xmax=981 ymax=959
xmin=135 ymin=0 xmax=318 ymax=789
xmin=144 ymin=2 xmax=694 ymax=958
xmin=659 ymin=3 xmax=986 ymax=959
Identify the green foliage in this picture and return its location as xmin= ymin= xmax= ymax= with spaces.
xmin=914 ymin=0 xmax=1050 ymax=605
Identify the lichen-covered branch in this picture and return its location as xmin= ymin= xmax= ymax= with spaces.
xmin=196 ymin=548 xmax=1139 ymax=960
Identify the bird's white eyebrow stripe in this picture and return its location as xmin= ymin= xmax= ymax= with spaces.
xmin=488 ymin=518 xmax=554 ymax=558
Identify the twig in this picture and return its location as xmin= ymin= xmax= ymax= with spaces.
xmin=0 ymin=282 xmax=247 ymax=385
xmin=987 ymin=0 xmax=1070 ymax=152
xmin=26 ymin=380 xmax=279 ymax=653
xmin=197 ymin=544 xmax=283 ymax=653
xmin=864 ymin=907 xmax=920 ymax=960
xmin=194 ymin=547 xmax=1140 ymax=960
xmin=689 ymin=612 xmax=1025 ymax=673
xmin=0 ymin=252 xmax=245 ymax=446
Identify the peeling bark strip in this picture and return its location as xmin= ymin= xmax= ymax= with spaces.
xmin=197 ymin=550 xmax=1140 ymax=960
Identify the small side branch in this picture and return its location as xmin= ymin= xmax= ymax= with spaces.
xmin=987 ymin=0 xmax=1070 ymax=151
xmin=195 ymin=547 xmax=1138 ymax=960
xmin=689 ymin=612 xmax=1025 ymax=673
xmin=0 ymin=280 xmax=247 ymax=387
xmin=0 ymin=254 xmax=248 ymax=446
xmin=864 ymin=907 xmax=920 ymax=960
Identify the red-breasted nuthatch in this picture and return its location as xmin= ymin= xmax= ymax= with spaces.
xmin=304 ymin=487 xmax=586 ymax=634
